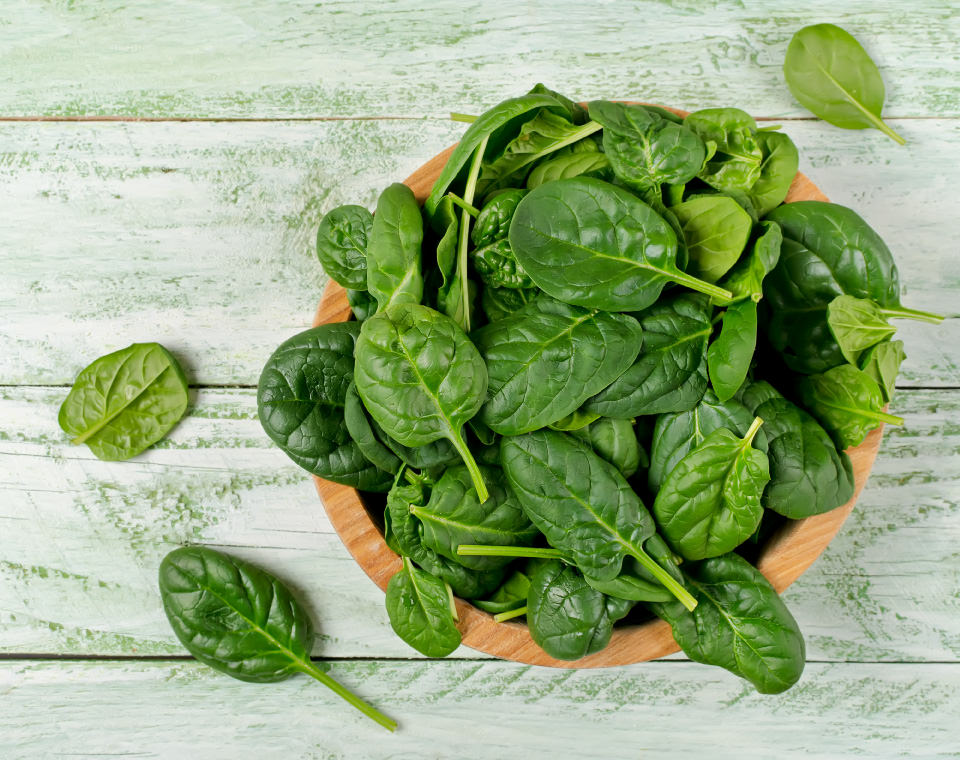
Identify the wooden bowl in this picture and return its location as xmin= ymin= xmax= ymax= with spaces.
xmin=312 ymin=105 xmax=885 ymax=668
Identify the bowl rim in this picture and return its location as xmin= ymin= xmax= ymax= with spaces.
xmin=311 ymin=102 xmax=886 ymax=668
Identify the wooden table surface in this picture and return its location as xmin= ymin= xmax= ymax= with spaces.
xmin=1 ymin=2 xmax=958 ymax=757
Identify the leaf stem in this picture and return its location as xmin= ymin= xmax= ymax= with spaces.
xmin=457 ymin=135 xmax=488 ymax=332
xmin=881 ymin=306 xmax=945 ymax=324
xmin=450 ymin=112 xmax=477 ymax=123
xmin=523 ymin=120 xmax=604 ymax=164
xmin=875 ymin=410 xmax=905 ymax=425
xmin=298 ymin=661 xmax=397 ymax=732
xmin=448 ymin=427 xmax=489 ymax=503
xmin=493 ymin=606 xmax=528 ymax=623
xmin=445 ymin=192 xmax=479 ymax=217
xmin=742 ymin=416 xmax=764 ymax=448
xmin=669 ymin=270 xmax=733 ymax=302
xmin=872 ymin=117 xmax=906 ymax=146
xmin=627 ymin=546 xmax=698 ymax=611
xmin=457 ymin=544 xmax=565 ymax=560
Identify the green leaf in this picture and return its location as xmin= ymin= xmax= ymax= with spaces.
xmin=480 ymin=285 xmax=540 ymax=323
xmin=583 ymin=534 xmax=684 ymax=603
xmin=826 ymin=294 xmax=897 ymax=364
xmin=685 ymin=108 xmax=764 ymax=192
xmin=346 ymin=288 xmax=377 ymax=322
xmin=547 ymin=408 xmax=601 ymax=432
xmin=366 ymin=183 xmax=424 ymax=311
xmin=714 ymin=221 xmax=782 ymax=306
xmin=748 ymin=132 xmax=799 ymax=216
xmin=471 ymin=189 xmax=527 ymax=248
xmin=707 ymin=299 xmax=758 ymax=402
xmin=471 ymin=568 xmax=532 ymax=615
xmin=159 ymin=546 xmax=396 ymax=730
xmin=342 ymin=382 xmax=401 ymax=476
xmin=784 ymin=23 xmax=905 ymax=145
xmin=432 ymin=195 xmax=474 ymax=331
xmin=859 ymin=339 xmax=906 ymax=403
xmin=385 ymin=557 xmax=462 ymax=657
xmin=316 ymin=205 xmax=373 ymax=291
xmin=58 ymin=342 xmax=188 ymax=461
xmin=570 ymin=417 xmax=642 ymax=478
xmin=671 ymin=195 xmax=754 ymax=283
xmin=526 ymin=151 xmax=612 ymax=189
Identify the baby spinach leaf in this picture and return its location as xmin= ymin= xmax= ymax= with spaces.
xmin=526 ymin=151 xmax=612 ymax=189
xmin=671 ymin=195 xmax=753 ymax=283
xmin=366 ymin=183 xmax=424 ymax=311
xmin=432 ymin=194 xmax=474 ymax=331
xmin=502 ymin=430 xmax=696 ymax=610
xmin=714 ymin=221 xmax=782 ymax=306
xmin=159 ymin=546 xmax=396 ymax=730
xmin=784 ymin=24 xmax=905 ymax=145
xmin=59 ymin=342 xmax=189 ymax=461
xmin=527 ymin=82 xmax=589 ymax=124
xmin=707 ymin=299 xmax=758 ymax=402
xmin=650 ymin=552 xmax=805 ymax=694
xmin=748 ymin=132 xmax=799 ymax=216
xmin=826 ymin=294 xmax=941 ymax=365
xmin=570 ymin=417 xmax=642 ymax=478
xmin=471 ymin=239 xmax=535 ymax=290
xmin=548 ymin=408 xmax=601 ymax=432
xmin=508 ymin=177 xmax=731 ymax=312
xmin=587 ymin=100 xmax=706 ymax=190
xmin=753 ymin=396 xmax=855 ymax=518
xmin=385 ymin=556 xmax=461 ymax=657
xmin=859 ymin=339 xmax=906 ymax=403
xmin=798 ymin=364 xmax=904 ymax=448
xmin=737 ymin=379 xmax=783 ymax=414
xmin=685 ymin=108 xmax=763 ymax=193
xmin=355 ymin=303 xmax=490 ymax=501
xmin=527 ymin=560 xmax=633 ymax=661
xmin=472 ymin=189 xmax=527 ymax=248
xmin=583 ymin=534 xmax=684 ymax=603
xmin=472 ymin=567 xmax=531 ymax=615
xmin=585 ymin=293 xmax=711 ymax=418
xmin=257 ymin=324 xmax=392 ymax=491
xmin=653 ymin=419 xmax=769 ymax=560
xmin=474 ymin=296 xmax=643 ymax=435
xmin=346 ymin=288 xmax=377 ymax=322
xmin=480 ymin=285 xmax=540 ymax=323
xmin=316 ymin=204 xmax=373 ymax=291
xmin=412 ymin=464 xmax=537 ymax=571
xmin=342 ymin=381 xmax=401 ymax=475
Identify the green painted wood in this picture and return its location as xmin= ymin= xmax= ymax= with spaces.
xmin=2 ymin=386 xmax=957 ymax=661
xmin=1 ymin=1 xmax=958 ymax=119
xmin=0 ymin=119 xmax=956 ymax=387
xmin=0 ymin=659 xmax=957 ymax=757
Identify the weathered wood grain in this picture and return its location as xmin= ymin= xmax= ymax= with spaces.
xmin=2 ymin=387 xmax=957 ymax=662
xmin=0 ymin=119 xmax=956 ymax=387
xmin=0 ymin=659 xmax=957 ymax=758
xmin=1 ymin=1 xmax=959 ymax=119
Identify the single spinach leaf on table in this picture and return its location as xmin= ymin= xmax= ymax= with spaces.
xmin=570 ymin=417 xmax=642 ymax=478
xmin=859 ymin=339 xmax=906 ymax=403
xmin=584 ymin=293 xmax=711 ymax=418
xmin=707 ymin=298 xmax=758 ymax=403
xmin=316 ymin=204 xmax=372 ymax=291
xmin=58 ymin=342 xmax=188 ymax=461
xmin=748 ymin=132 xmax=799 ymax=216
xmin=158 ymin=546 xmax=396 ymax=730
xmin=502 ymin=429 xmax=696 ymax=610
xmin=366 ymin=183 xmax=424 ymax=311
xmin=508 ymin=177 xmax=731 ymax=312
xmin=650 ymin=552 xmax=805 ymax=694
xmin=684 ymin=108 xmax=763 ymax=193
xmin=784 ymin=23 xmax=905 ymax=145
xmin=526 ymin=151 xmax=612 ymax=189
xmin=670 ymin=195 xmax=753 ymax=283
xmin=354 ymin=303 xmax=490 ymax=501
xmin=474 ymin=296 xmax=643 ymax=435
xmin=653 ymin=418 xmax=769 ymax=560
xmin=257 ymin=324 xmax=392 ymax=491
xmin=386 ymin=556 xmax=462 ymax=657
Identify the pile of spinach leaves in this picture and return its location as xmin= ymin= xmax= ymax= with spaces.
xmin=257 ymin=84 xmax=941 ymax=695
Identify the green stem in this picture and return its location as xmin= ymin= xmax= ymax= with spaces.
xmin=881 ymin=306 xmax=945 ymax=324
xmin=456 ymin=135 xmax=488 ymax=333
xmin=742 ymin=416 xmax=764 ymax=448
xmin=875 ymin=410 xmax=905 ymax=425
xmin=493 ymin=606 xmax=528 ymax=623
xmin=450 ymin=112 xmax=477 ymax=123
xmin=457 ymin=544 xmax=565 ymax=560
xmin=756 ymin=124 xmax=782 ymax=131
xmin=669 ymin=270 xmax=733 ymax=302
xmin=448 ymin=428 xmax=489 ymax=503
xmin=627 ymin=546 xmax=698 ymax=611
xmin=444 ymin=581 xmax=459 ymax=623
xmin=445 ymin=192 xmax=479 ymax=217
xmin=872 ymin=116 xmax=906 ymax=146
xmin=524 ymin=120 xmax=603 ymax=164
xmin=298 ymin=661 xmax=397 ymax=732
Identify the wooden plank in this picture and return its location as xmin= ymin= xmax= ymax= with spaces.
xmin=0 ymin=119 xmax=956 ymax=387
xmin=0 ymin=659 xmax=957 ymax=758
xmin=1 ymin=1 xmax=959 ymax=119
xmin=2 ymin=386 xmax=958 ymax=661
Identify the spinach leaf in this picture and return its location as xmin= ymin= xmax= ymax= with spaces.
xmin=480 ymin=285 xmax=540 ymax=323
xmin=798 ymin=364 xmax=904 ymax=448
xmin=412 ymin=464 xmax=537 ymax=571
xmin=316 ymin=204 xmax=372 ymax=291
xmin=355 ymin=303 xmax=490 ymax=501
xmin=432 ymin=194 xmax=474 ymax=331
xmin=684 ymin=108 xmax=763 ymax=193
xmin=474 ymin=296 xmax=643 ymax=434
xmin=547 ymin=408 xmax=601 ymax=432
xmin=653 ymin=418 xmax=768 ymax=560
xmin=570 ymin=417 xmax=642 ymax=478
xmin=748 ymin=132 xmax=799 ymax=216
xmin=648 ymin=390 xmax=765 ymax=493
xmin=587 ymin=100 xmax=706 ymax=190
xmin=753 ymin=396 xmax=855 ymax=518
xmin=826 ymin=294 xmax=941 ymax=365
xmin=472 ymin=567 xmax=531 ymax=615
xmin=59 ymin=342 xmax=188 ymax=461
xmin=528 ymin=83 xmax=589 ymax=124
xmin=385 ymin=556 xmax=461 ymax=657
xmin=737 ymin=379 xmax=784 ymax=413
xmin=257 ymin=324 xmax=392 ymax=491
xmin=859 ymin=339 xmax=905 ymax=403
xmin=508 ymin=177 xmax=731 ymax=312
xmin=502 ymin=430 xmax=696 ymax=609
xmin=159 ymin=546 xmax=396 ymax=730
xmin=526 ymin=560 xmax=633 ymax=661
xmin=471 ymin=239 xmax=535 ymax=289
xmin=583 ymin=534 xmax=684 ymax=603
xmin=472 ymin=189 xmax=527 ymax=248
xmin=714 ymin=221 xmax=782 ymax=306
xmin=650 ymin=552 xmax=805 ymax=694
xmin=342 ymin=381 xmax=401 ymax=476
xmin=671 ymin=195 xmax=753 ymax=283
xmin=784 ymin=24 xmax=905 ymax=145
xmin=707 ymin=298 xmax=758 ymax=402
xmin=346 ymin=288 xmax=377 ymax=322
xmin=584 ymin=294 xmax=711 ymax=418
xmin=526 ymin=151 xmax=612 ymax=189
xmin=366 ymin=183 xmax=424 ymax=311
xmin=380 ymin=434 xmax=459 ymax=472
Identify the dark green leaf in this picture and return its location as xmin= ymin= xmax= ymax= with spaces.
xmin=748 ymin=132 xmax=799 ymax=216
xmin=707 ymin=299 xmax=758 ymax=402
xmin=366 ymin=183 xmax=423 ymax=311
xmin=346 ymin=288 xmax=377 ymax=322
xmin=526 ymin=151 xmax=612 ymax=189
xmin=685 ymin=108 xmax=763 ymax=193
xmin=583 ymin=534 xmax=684 ymax=603
xmin=480 ymin=285 xmax=540 ymax=323
xmin=570 ymin=417 xmax=642 ymax=478
xmin=671 ymin=195 xmax=753 ymax=283
xmin=472 ymin=568 xmax=531 ymax=615
xmin=472 ymin=189 xmax=527 ymax=248
xmin=714 ymin=221 xmax=782 ymax=306
xmin=316 ymin=205 xmax=372 ymax=290
xmin=385 ymin=557 xmax=461 ymax=657
xmin=342 ymin=382 xmax=401 ymax=475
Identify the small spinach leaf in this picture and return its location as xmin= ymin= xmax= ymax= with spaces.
xmin=342 ymin=381 xmax=401 ymax=475
xmin=570 ymin=417 xmax=642 ymax=478
xmin=748 ymin=132 xmax=799 ymax=216
xmin=671 ymin=195 xmax=753 ymax=283
xmin=385 ymin=556 xmax=461 ymax=657
xmin=346 ymin=288 xmax=377 ymax=322
xmin=826 ymin=294 xmax=941 ymax=365
xmin=366 ymin=183 xmax=424 ymax=311
xmin=714 ymin=221 xmax=782 ymax=306
xmin=684 ymin=108 xmax=763 ymax=193
xmin=526 ymin=151 xmax=612 ymax=189
xmin=707 ymin=298 xmax=758 ymax=402
xmin=472 ymin=568 xmax=531 ymax=615
xmin=859 ymin=339 xmax=906 ymax=403
xmin=316 ymin=205 xmax=373 ymax=291
xmin=583 ymin=534 xmax=684 ymax=603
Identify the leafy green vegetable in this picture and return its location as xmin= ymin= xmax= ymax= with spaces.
xmin=472 ymin=568 xmax=532 ymax=615
xmin=342 ymin=381 xmax=401 ymax=476
xmin=471 ymin=240 xmax=535 ymax=290
xmin=59 ymin=342 xmax=189 ymax=461
xmin=316 ymin=205 xmax=373 ymax=291
xmin=570 ymin=417 xmax=642 ymax=478
xmin=509 ymin=177 xmax=732 ymax=312
xmin=472 ymin=189 xmax=527 ymax=248
xmin=784 ymin=23 xmax=905 ymax=145
xmin=386 ymin=556 xmax=462 ymax=657
xmin=547 ymin=408 xmax=601 ymax=432
xmin=354 ymin=303 xmax=490 ymax=501
xmin=859 ymin=339 xmax=906 ymax=403
xmin=257 ymin=324 xmax=392 ymax=491
xmin=526 ymin=151 xmax=611 ymax=189
xmin=432 ymin=194 xmax=474 ymax=331
xmin=748 ymin=132 xmax=799 ymax=216
xmin=671 ymin=195 xmax=753 ymax=283
xmin=826 ymin=294 xmax=941 ymax=365
xmin=653 ymin=418 xmax=769 ymax=560
xmin=651 ymin=552 xmax=805 ymax=694
xmin=707 ymin=298 xmax=758 ymax=402
xmin=346 ymin=288 xmax=377 ymax=321
xmin=480 ymin=285 xmax=539 ymax=323
xmin=684 ymin=108 xmax=763 ymax=192
xmin=714 ymin=221 xmax=782 ymax=306
xmin=366 ymin=183 xmax=424 ymax=311
xmin=583 ymin=534 xmax=684 ymax=603
xmin=159 ymin=546 xmax=396 ymax=730
xmin=474 ymin=296 xmax=643 ymax=434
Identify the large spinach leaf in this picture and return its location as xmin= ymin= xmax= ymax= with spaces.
xmin=684 ymin=108 xmax=763 ymax=193
xmin=671 ymin=195 xmax=753 ymax=283
xmin=366 ymin=183 xmax=424 ymax=311
xmin=59 ymin=342 xmax=189 ymax=461
xmin=316 ymin=204 xmax=373 ymax=291
xmin=707 ymin=298 xmax=758 ymax=402
xmin=474 ymin=296 xmax=643 ymax=434
xmin=385 ymin=556 xmax=461 ymax=657
xmin=159 ymin=546 xmax=396 ymax=730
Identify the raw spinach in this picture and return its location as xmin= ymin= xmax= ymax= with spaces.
xmin=526 ymin=151 xmax=612 ymax=189
xmin=684 ymin=108 xmax=763 ymax=193
xmin=748 ymin=132 xmax=799 ymax=216
xmin=707 ymin=298 xmax=758 ymax=402
xmin=59 ymin=342 xmax=188 ymax=461
xmin=346 ymin=288 xmax=377 ymax=322
xmin=472 ymin=189 xmax=527 ymax=247
xmin=859 ymin=339 xmax=906 ymax=403
xmin=583 ymin=534 xmax=684 ymax=603
xmin=432 ymin=194 xmax=474 ymax=331
xmin=471 ymin=240 xmax=535 ymax=290
xmin=366 ymin=183 xmax=424 ymax=311
xmin=316 ymin=204 xmax=373 ymax=291
xmin=480 ymin=285 xmax=539 ymax=323
xmin=826 ymin=294 xmax=941 ymax=365
xmin=472 ymin=567 xmax=532 ymax=615
xmin=159 ymin=546 xmax=396 ymax=730
xmin=673 ymin=196 xmax=753 ymax=285
xmin=343 ymin=381 xmax=401 ymax=475
xmin=570 ymin=417 xmax=642 ymax=478
xmin=386 ymin=556 xmax=461 ymax=657
xmin=714 ymin=221 xmax=782 ymax=306
xmin=548 ymin=408 xmax=601 ymax=432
